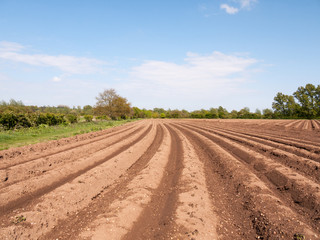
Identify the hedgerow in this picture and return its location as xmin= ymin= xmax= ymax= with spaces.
xmin=0 ymin=112 xmax=67 ymax=130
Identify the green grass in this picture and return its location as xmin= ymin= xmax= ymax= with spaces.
xmin=0 ymin=119 xmax=136 ymax=150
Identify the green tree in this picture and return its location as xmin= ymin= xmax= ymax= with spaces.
xmin=262 ymin=108 xmax=274 ymax=119
xmin=254 ymin=109 xmax=262 ymax=119
xmin=180 ymin=109 xmax=190 ymax=118
xmin=230 ymin=110 xmax=238 ymax=119
xmin=237 ymin=107 xmax=251 ymax=119
xmin=316 ymin=85 xmax=320 ymax=116
xmin=82 ymin=105 xmax=93 ymax=115
xmin=293 ymin=84 xmax=317 ymax=118
xmin=209 ymin=108 xmax=219 ymax=118
xmin=56 ymin=105 xmax=71 ymax=114
xmin=170 ymin=109 xmax=182 ymax=118
xmin=272 ymin=93 xmax=297 ymax=118
xmin=272 ymin=92 xmax=287 ymax=117
xmin=142 ymin=109 xmax=152 ymax=118
xmin=153 ymin=108 xmax=166 ymax=114
xmin=190 ymin=110 xmax=204 ymax=118
xmin=132 ymin=107 xmax=145 ymax=118
xmin=218 ymin=106 xmax=229 ymax=119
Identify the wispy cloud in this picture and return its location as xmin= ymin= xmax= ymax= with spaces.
xmin=0 ymin=41 xmax=108 ymax=74
xmin=0 ymin=41 xmax=26 ymax=52
xmin=238 ymin=0 xmax=257 ymax=9
xmin=131 ymin=51 xmax=257 ymax=82
xmin=118 ymin=51 xmax=260 ymax=109
xmin=220 ymin=0 xmax=257 ymax=15
xmin=220 ymin=4 xmax=239 ymax=15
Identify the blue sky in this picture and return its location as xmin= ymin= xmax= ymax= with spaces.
xmin=0 ymin=0 xmax=319 ymax=111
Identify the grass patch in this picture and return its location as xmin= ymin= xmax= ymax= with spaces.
xmin=0 ymin=119 xmax=137 ymax=150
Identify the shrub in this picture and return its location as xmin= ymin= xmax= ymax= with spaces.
xmin=96 ymin=115 xmax=111 ymax=120
xmin=0 ymin=112 xmax=32 ymax=130
xmin=16 ymin=114 xmax=32 ymax=128
xmin=35 ymin=113 xmax=48 ymax=126
xmin=84 ymin=115 xmax=93 ymax=122
xmin=34 ymin=113 xmax=66 ymax=126
xmin=42 ymin=113 xmax=66 ymax=126
xmin=66 ymin=114 xmax=78 ymax=124
xmin=0 ymin=112 xmax=19 ymax=130
xmin=0 ymin=112 xmax=69 ymax=130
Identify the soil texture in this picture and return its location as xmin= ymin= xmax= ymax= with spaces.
xmin=0 ymin=119 xmax=319 ymax=240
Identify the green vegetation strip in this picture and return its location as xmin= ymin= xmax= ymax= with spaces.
xmin=0 ymin=119 xmax=136 ymax=151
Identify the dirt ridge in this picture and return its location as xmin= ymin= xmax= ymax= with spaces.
xmin=0 ymin=119 xmax=319 ymax=240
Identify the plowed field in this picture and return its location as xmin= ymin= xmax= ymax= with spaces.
xmin=0 ymin=119 xmax=319 ymax=239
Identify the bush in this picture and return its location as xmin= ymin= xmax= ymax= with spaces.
xmin=66 ymin=114 xmax=78 ymax=124
xmin=96 ymin=115 xmax=111 ymax=121
xmin=0 ymin=112 xmax=19 ymax=130
xmin=84 ymin=115 xmax=93 ymax=122
xmin=35 ymin=113 xmax=49 ymax=126
xmin=16 ymin=114 xmax=32 ymax=128
xmin=0 ymin=112 xmax=71 ymax=130
xmin=36 ymin=113 xmax=66 ymax=126
xmin=0 ymin=112 xmax=32 ymax=130
xmin=48 ymin=113 xmax=66 ymax=125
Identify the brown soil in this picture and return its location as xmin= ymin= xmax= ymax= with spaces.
xmin=0 ymin=119 xmax=319 ymax=239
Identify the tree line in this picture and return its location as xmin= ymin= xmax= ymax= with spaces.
xmin=1 ymin=84 xmax=319 ymax=130
xmin=272 ymin=83 xmax=320 ymax=119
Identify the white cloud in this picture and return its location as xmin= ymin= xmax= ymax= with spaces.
xmin=0 ymin=41 xmax=24 ymax=52
xmin=52 ymin=76 xmax=62 ymax=82
xmin=0 ymin=41 xmax=107 ymax=74
xmin=220 ymin=4 xmax=239 ymax=15
xmin=118 ymin=51 xmax=260 ymax=110
xmin=131 ymin=51 xmax=257 ymax=83
xmin=238 ymin=0 xmax=257 ymax=9
xmin=221 ymin=0 xmax=257 ymax=14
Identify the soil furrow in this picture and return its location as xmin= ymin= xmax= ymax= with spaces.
xmin=201 ymin=119 xmax=320 ymax=148
xmin=0 ymin=121 xmax=158 ymax=239
xmin=173 ymin=124 xmax=257 ymax=239
xmin=0 ymin=124 xmax=152 ymax=215
xmin=193 ymin=122 xmax=320 ymax=160
xmin=284 ymin=120 xmax=302 ymax=128
xmin=1 ymin=119 xmax=319 ymax=240
xmin=0 ymin=125 xmax=143 ymax=190
xmin=197 ymin=121 xmax=320 ymax=150
xmin=122 ymin=124 xmax=184 ymax=240
xmin=302 ymin=121 xmax=311 ymax=130
xmin=294 ymin=120 xmax=305 ymax=129
xmin=311 ymin=120 xmax=320 ymax=130
xmin=0 ymin=124 xmax=138 ymax=171
xmin=174 ymin=123 xmax=320 ymax=230
xmin=181 ymin=123 xmax=320 ymax=182
xmin=167 ymin=124 xmax=219 ymax=239
xmin=173 ymin=123 xmax=319 ymax=239
xmin=39 ymin=124 xmax=165 ymax=240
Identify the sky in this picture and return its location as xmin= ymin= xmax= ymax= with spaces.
xmin=0 ymin=0 xmax=319 ymax=111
